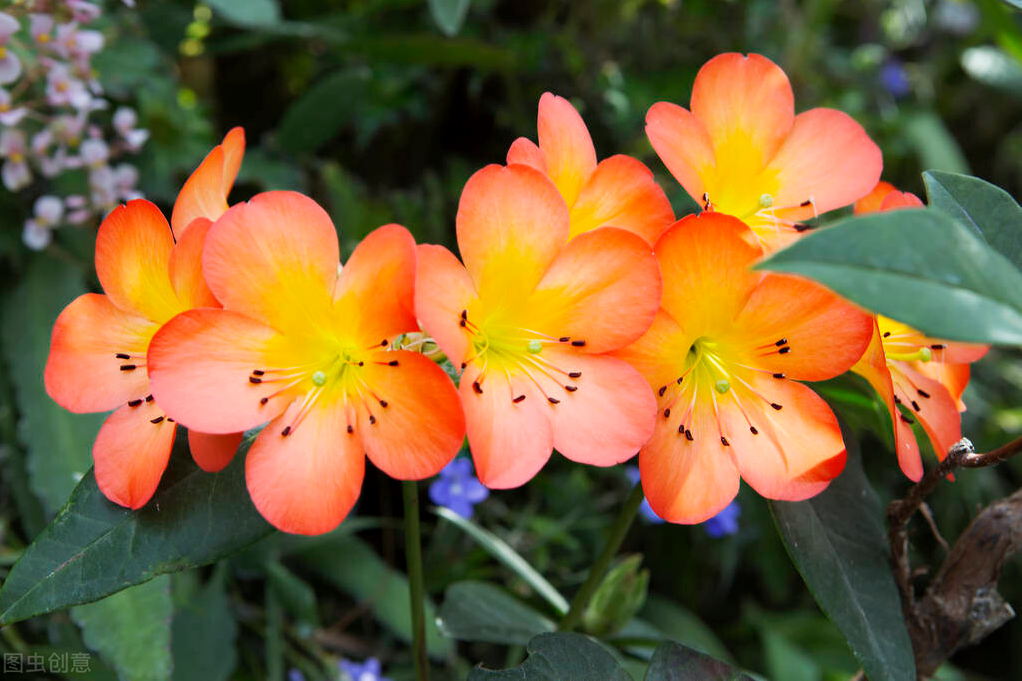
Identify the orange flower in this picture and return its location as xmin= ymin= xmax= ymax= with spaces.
xmin=171 ymin=126 xmax=245 ymax=238
xmin=415 ymin=164 xmax=661 ymax=489
xmin=645 ymin=53 xmax=882 ymax=251
xmin=507 ymin=92 xmax=675 ymax=245
xmin=148 ymin=192 xmax=465 ymax=535
xmin=615 ymin=212 xmax=873 ymax=522
xmin=851 ymin=182 xmax=987 ymax=480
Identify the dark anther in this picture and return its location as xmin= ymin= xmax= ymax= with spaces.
xmin=775 ymin=338 xmax=788 ymax=346
xmin=794 ymin=223 xmax=812 ymax=232
xmin=894 ymin=395 xmax=902 ymax=404
xmin=721 ymin=436 xmax=730 ymax=447
xmin=460 ymin=309 xmax=468 ymax=320
xmin=120 ymin=364 xmax=136 ymax=371
xmin=358 ymin=361 xmax=364 ymax=366
xmin=677 ymin=376 xmax=684 ymax=384
xmin=931 ymin=344 xmax=946 ymax=350
xmin=569 ymin=371 xmax=582 ymax=378
xmin=917 ymin=389 xmax=931 ymax=399
xmin=883 ymin=331 xmax=891 ymax=338
xmin=150 ymin=416 xmax=164 ymax=424
xmin=559 ymin=337 xmax=570 ymax=342
xmin=460 ymin=362 xmax=467 ymax=369
xmin=750 ymin=426 xmax=759 ymax=435
xmin=379 ymin=400 xmax=388 ymax=408
xmin=513 ymin=395 xmax=526 ymax=403
xmin=259 ymin=397 xmax=269 ymax=405
xmin=369 ymin=415 xmax=377 ymax=425
xmin=778 ymin=347 xmax=791 ymax=355
xmin=167 ymin=418 xmax=175 ymax=423
xmin=663 ymin=408 xmax=671 ymax=418
xmin=388 ymin=360 xmax=399 ymax=366
xmin=564 ymin=385 xmax=578 ymax=392
xmin=685 ymin=429 xmax=694 ymax=441
xmin=770 ymin=402 xmax=783 ymax=410
xmin=252 ymin=370 xmax=265 ymax=376
xmin=459 ymin=319 xmax=467 ymax=327
xmin=145 ymin=395 xmax=154 ymax=402
xmin=128 ymin=399 xmax=142 ymax=408
xmin=772 ymin=373 xmax=785 ymax=379
xmin=548 ymin=397 xmax=560 ymax=404
xmin=900 ymin=414 xmax=915 ymax=425
xmin=347 ymin=425 xmax=354 ymax=434
xmin=911 ymin=400 xmax=921 ymax=412
xmin=800 ymin=199 xmax=813 ymax=207
xmin=281 ymin=426 xmax=292 ymax=436
xmin=380 ymin=339 xmax=388 ymax=346
xmin=678 ymin=424 xmax=685 ymax=434
xmin=571 ymin=340 xmax=586 ymax=347
xmin=658 ymin=385 xmax=667 ymax=397
xmin=115 ymin=353 xmax=131 ymax=359
xmin=472 ymin=381 xmax=483 ymax=394
xmin=249 ymin=376 xmax=262 ymax=384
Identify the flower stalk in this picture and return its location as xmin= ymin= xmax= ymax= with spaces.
xmin=403 ymin=480 xmax=429 ymax=681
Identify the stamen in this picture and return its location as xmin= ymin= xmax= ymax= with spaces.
xmin=720 ymin=436 xmax=730 ymax=447
xmin=750 ymin=426 xmax=758 ymax=434
xmin=347 ymin=425 xmax=354 ymax=434
xmin=663 ymin=408 xmax=671 ymax=418
xmin=379 ymin=400 xmax=388 ymax=408
xmin=570 ymin=340 xmax=586 ymax=347
xmin=658 ymin=385 xmax=668 ymax=397
xmin=911 ymin=400 xmax=921 ymax=412
xmin=260 ymin=397 xmax=269 ymax=405
xmin=569 ymin=371 xmax=582 ymax=378
xmin=772 ymin=373 xmax=785 ymax=379
xmin=513 ymin=395 xmax=526 ymax=403
xmin=559 ymin=337 xmax=570 ymax=343
xmin=369 ymin=415 xmax=377 ymax=424
xmin=778 ymin=346 xmax=791 ymax=355
xmin=128 ymin=399 xmax=142 ymax=407
xmin=799 ymin=199 xmax=812 ymax=207
xmin=252 ymin=370 xmax=265 ymax=376
xmin=281 ymin=425 xmax=292 ymax=436
xmin=770 ymin=403 xmax=783 ymax=410
xmin=150 ymin=416 xmax=164 ymax=424
xmin=120 ymin=364 xmax=137 ymax=371
xmin=900 ymin=414 xmax=915 ymax=425
xmin=388 ymin=360 xmax=399 ymax=366
xmin=685 ymin=429 xmax=694 ymax=441
xmin=883 ymin=331 xmax=891 ymax=338
xmin=917 ymin=389 xmax=930 ymax=398
xmin=564 ymin=385 xmax=578 ymax=392
xmin=249 ymin=376 xmax=262 ymax=384
xmin=775 ymin=338 xmax=788 ymax=346
xmin=548 ymin=397 xmax=560 ymax=404
xmin=115 ymin=353 xmax=131 ymax=359
xmin=793 ymin=223 xmax=812 ymax=232
xmin=930 ymin=344 xmax=946 ymax=350
xmin=145 ymin=395 xmax=154 ymax=402
xmin=472 ymin=380 xmax=483 ymax=394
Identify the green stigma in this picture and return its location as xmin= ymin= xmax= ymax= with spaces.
xmin=527 ymin=339 xmax=543 ymax=354
xmin=312 ymin=370 xmax=327 ymax=386
xmin=758 ymin=193 xmax=774 ymax=208
xmin=887 ymin=347 xmax=932 ymax=363
xmin=919 ymin=347 xmax=932 ymax=362
xmin=715 ymin=379 xmax=731 ymax=394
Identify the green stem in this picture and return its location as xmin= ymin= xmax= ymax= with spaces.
xmin=403 ymin=481 xmax=429 ymax=681
xmin=558 ymin=483 xmax=644 ymax=632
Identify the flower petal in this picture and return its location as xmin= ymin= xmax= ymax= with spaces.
xmin=170 ymin=127 xmax=245 ymax=238
xmin=95 ymin=199 xmax=180 ymax=322
xmin=645 ymin=102 xmax=715 ymax=205
xmin=854 ymin=181 xmax=896 ymax=215
xmin=168 ymin=217 xmax=219 ymax=309
xmin=93 ymin=401 xmax=176 ymax=509
xmin=188 ymin=430 xmax=243 ymax=472
xmin=414 ymin=244 xmax=476 ymax=366
xmin=246 ymin=397 xmax=365 ymax=535
xmin=461 ymin=363 xmax=553 ymax=489
xmin=613 ymin=308 xmax=691 ymax=394
xmin=203 ymin=191 xmax=339 ymax=331
xmin=879 ymin=190 xmax=923 ymax=211
xmin=914 ymin=360 xmax=971 ymax=411
xmin=546 ymin=349 xmax=656 ymax=467
xmin=531 ymin=227 xmax=662 ymax=353
xmin=569 ymin=155 xmax=675 ymax=244
xmin=456 ymin=164 xmax=569 ymax=302
xmin=506 ymin=137 xmax=548 ymax=175
xmin=45 ymin=293 xmax=157 ymax=413
xmin=358 ymin=350 xmax=464 ymax=479
xmin=333 ymin=223 xmax=417 ymax=344
xmin=891 ymin=362 xmax=961 ymax=464
xmin=536 ymin=92 xmax=597 ymax=207
xmin=148 ymin=308 xmax=293 ymax=434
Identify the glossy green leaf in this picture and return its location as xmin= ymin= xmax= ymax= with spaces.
xmin=72 ymin=577 xmax=173 ymax=681
xmin=757 ymin=208 xmax=1022 ymax=345
xmin=171 ymin=568 xmax=237 ymax=681
xmin=643 ymin=641 xmax=753 ymax=681
xmin=297 ymin=535 xmax=451 ymax=657
xmin=0 ymin=443 xmax=274 ymax=624
xmin=467 ymin=632 xmax=631 ymax=680
xmin=437 ymin=580 xmax=555 ymax=645
xmin=0 ymin=257 xmax=104 ymax=515
xmin=769 ymin=452 xmax=915 ymax=681
xmin=923 ymin=170 xmax=1022 ymax=267
xmin=428 ymin=0 xmax=472 ymax=36
xmin=276 ymin=70 xmax=367 ymax=155
xmin=205 ymin=0 xmax=280 ymax=26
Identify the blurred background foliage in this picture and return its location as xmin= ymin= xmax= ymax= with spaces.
xmin=1 ymin=0 xmax=1022 ymax=679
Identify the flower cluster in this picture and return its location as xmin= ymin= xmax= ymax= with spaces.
xmin=44 ymin=52 xmax=986 ymax=535
xmin=0 ymin=2 xmax=148 ymax=250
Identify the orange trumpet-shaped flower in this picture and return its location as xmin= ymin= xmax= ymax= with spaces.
xmin=171 ymin=126 xmax=245 ymax=238
xmin=851 ymin=182 xmax=987 ymax=480
xmin=645 ymin=53 xmax=882 ymax=252
xmin=148 ymin=191 xmax=465 ymax=535
xmin=415 ymin=164 xmax=661 ymax=489
xmin=44 ymin=200 xmax=241 ymax=508
xmin=615 ymin=212 xmax=873 ymax=523
xmin=507 ymin=92 xmax=675 ymax=245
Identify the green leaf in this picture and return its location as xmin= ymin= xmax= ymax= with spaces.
xmin=205 ymin=0 xmax=281 ymax=26
xmin=643 ymin=641 xmax=753 ymax=681
xmin=903 ymin=111 xmax=969 ymax=175
xmin=639 ymin=597 xmax=734 ymax=662
xmin=72 ymin=577 xmax=173 ymax=681
xmin=757 ymin=208 xmax=1022 ymax=345
xmin=434 ymin=505 xmax=569 ymax=615
xmin=428 ymin=0 xmax=472 ymax=36
xmin=923 ymin=170 xmax=1022 ymax=267
xmin=297 ymin=535 xmax=451 ymax=658
xmin=769 ymin=452 xmax=915 ymax=681
xmin=276 ymin=70 xmax=367 ymax=155
xmin=0 ymin=444 xmax=274 ymax=624
xmin=0 ymin=256 xmax=104 ymax=515
xmin=437 ymin=580 xmax=555 ymax=645
xmin=266 ymin=561 xmax=319 ymax=628
xmin=467 ymin=632 xmax=631 ymax=680
xmin=961 ymin=46 xmax=1022 ymax=98
xmin=171 ymin=568 xmax=237 ymax=681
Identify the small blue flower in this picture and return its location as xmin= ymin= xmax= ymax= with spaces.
xmin=880 ymin=60 xmax=911 ymax=98
xmin=702 ymin=501 xmax=741 ymax=538
xmin=339 ymin=657 xmax=392 ymax=681
xmin=625 ymin=466 xmax=665 ymax=524
xmin=286 ymin=669 xmax=306 ymax=681
xmin=429 ymin=457 xmax=489 ymax=519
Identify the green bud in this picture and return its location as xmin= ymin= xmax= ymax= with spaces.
xmin=312 ymin=371 xmax=327 ymax=387
xmin=582 ymin=554 xmax=650 ymax=637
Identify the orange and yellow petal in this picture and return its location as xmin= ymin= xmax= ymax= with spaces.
xmin=456 ymin=164 xmax=569 ymax=302
xmin=879 ymin=190 xmax=923 ymax=211
xmin=171 ymin=127 xmax=245 ymax=238
xmin=891 ymin=362 xmax=962 ymax=464
xmin=203 ymin=191 xmax=338 ymax=332
xmin=461 ymin=363 xmax=554 ymax=489
xmin=168 ymin=217 xmax=219 ymax=309
xmin=414 ymin=244 xmax=476 ymax=367
xmin=613 ymin=308 xmax=692 ymax=395
xmin=333 ymin=223 xmax=417 ymax=344
xmin=854 ymin=181 xmax=896 ymax=214
xmin=915 ymin=360 xmax=971 ymax=411
xmin=45 ymin=293 xmax=158 ymax=413
xmin=536 ymin=92 xmax=597 ymax=207
xmin=531 ymin=227 xmax=661 ymax=353
xmin=188 ymin=430 xmax=243 ymax=473
xmin=569 ymin=155 xmax=675 ymax=244
xmin=645 ymin=102 xmax=715 ymax=205
xmin=246 ymin=397 xmax=365 ymax=535
xmin=93 ymin=401 xmax=176 ymax=509
xmin=148 ymin=308 xmax=291 ymax=434
xmin=358 ymin=350 xmax=464 ymax=480
xmin=95 ymin=200 xmax=180 ymax=323
xmin=506 ymin=137 xmax=548 ymax=175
